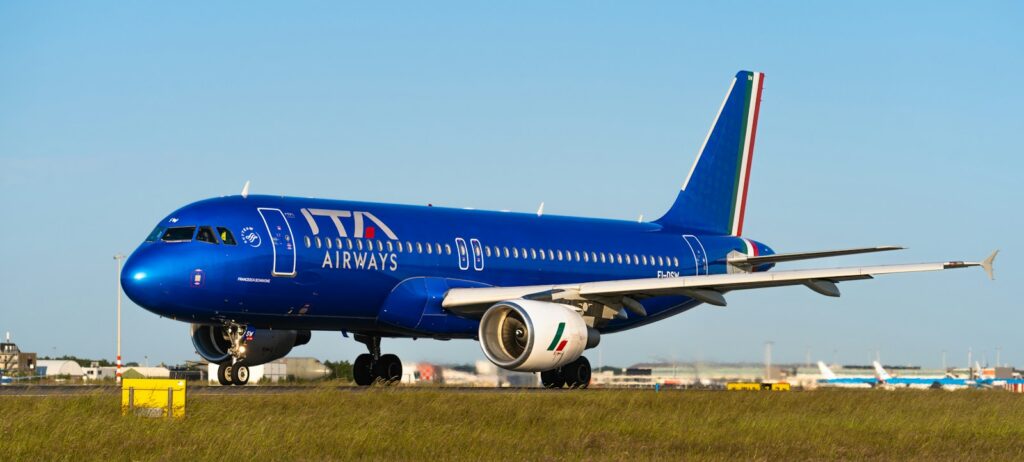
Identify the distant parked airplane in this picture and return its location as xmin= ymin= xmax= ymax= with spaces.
xmin=120 ymin=71 xmax=997 ymax=388
xmin=816 ymin=361 xmax=876 ymax=388
xmin=872 ymin=361 xmax=972 ymax=390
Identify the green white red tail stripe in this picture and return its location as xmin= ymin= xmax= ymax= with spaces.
xmin=731 ymin=71 xmax=764 ymax=236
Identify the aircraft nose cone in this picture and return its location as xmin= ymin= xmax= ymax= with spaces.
xmin=120 ymin=250 xmax=160 ymax=309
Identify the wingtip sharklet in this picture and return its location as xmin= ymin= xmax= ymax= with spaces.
xmin=981 ymin=250 xmax=998 ymax=281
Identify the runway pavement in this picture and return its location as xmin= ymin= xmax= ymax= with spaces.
xmin=0 ymin=384 xmax=604 ymax=396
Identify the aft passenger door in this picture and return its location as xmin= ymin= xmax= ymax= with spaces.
xmin=683 ymin=235 xmax=708 ymax=276
xmin=258 ymin=208 xmax=297 ymax=277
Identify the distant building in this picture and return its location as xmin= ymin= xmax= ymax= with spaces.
xmin=0 ymin=333 xmax=37 ymax=374
xmin=122 ymin=367 xmax=171 ymax=379
xmin=36 ymin=360 xmax=85 ymax=378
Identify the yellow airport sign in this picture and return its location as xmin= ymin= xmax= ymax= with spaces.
xmin=121 ymin=378 xmax=186 ymax=418
xmin=727 ymin=382 xmax=791 ymax=391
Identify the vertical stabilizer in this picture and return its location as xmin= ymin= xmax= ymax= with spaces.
xmin=872 ymin=361 xmax=892 ymax=382
xmin=656 ymin=71 xmax=765 ymax=236
xmin=817 ymin=361 xmax=838 ymax=380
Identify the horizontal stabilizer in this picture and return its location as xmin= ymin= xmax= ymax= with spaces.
xmin=730 ymin=246 xmax=903 ymax=267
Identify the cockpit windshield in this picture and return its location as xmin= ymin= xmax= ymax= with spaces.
xmin=196 ymin=226 xmax=218 ymax=244
xmin=161 ymin=226 xmax=196 ymax=242
xmin=145 ymin=226 xmax=165 ymax=242
xmin=217 ymin=227 xmax=237 ymax=245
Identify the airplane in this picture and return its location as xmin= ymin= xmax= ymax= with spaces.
xmin=872 ymin=361 xmax=973 ymax=390
xmin=119 ymin=70 xmax=997 ymax=388
xmin=816 ymin=361 xmax=877 ymax=388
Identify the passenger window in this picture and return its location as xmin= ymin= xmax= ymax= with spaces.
xmin=616 ymin=254 xmax=623 ymax=264
xmin=521 ymin=248 xmax=527 ymax=258
xmin=485 ymin=246 xmax=492 ymax=257
xmin=388 ymin=241 xmax=394 ymax=252
xmin=673 ymin=257 xmax=679 ymax=267
xmin=406 ymin=242 xmax=413 ymax=253
xmin=548 ymin=250 xmax=554 ymax=260
xmin=657 ymin=256 xmax=664 ymax=266
xmin=426 ymin=243 xmax=433 ymax=254
xmin=556 ymin=250 xmax=563 ymax=261
xmin=591 ymin=252 xmax=597 ymax=262
xmin=346 ymin=239 xmax=354 ymax=250
xmin=161 ymin=226 xmax=196 ymax=242
xmin=146 ymin=226 xmax=165 ymax=242
xmin=530 ymin=249 xmax=537 ymax=259
xmin=632 ymin=254 xmax=639 ymax=265
xmin=325 ymin=238 xmax=332 ymax=249
xmin=574 ymin=251 xmax=581 ymax=262
xmin=503 ymin=247 xmax=510 ymax=258
xmin=641 ymin=255 xmax=648 ymax=265
xmin=539 ymin=249 xmax=546 ymax=260
xmin=336 ymin=238 xmax=343 ymax=249
xmin=378 ymin=240 xmax=385 ymax=251
xmin=315 ymin=237 xmax=322 ymax=249
xmin=196 ymin=226 xmax=218 ymax=244
xmin=304 ymin=236 xmax=311 ymax=248
xmin=435 ymin=243 xmax=442 ymax=254
xmin=444 ymin=244 xmax=451 ymax=255
xmin=583 ymin=252 xmax=589 ymax=263
xmin=416 ymin=242 xmax=423 ymax=253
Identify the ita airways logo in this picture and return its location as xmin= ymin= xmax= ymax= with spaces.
xmin=240 ymin=226 xmax=261 ymax=248
xmin=547 ymin=322 xmax=569 ymax=353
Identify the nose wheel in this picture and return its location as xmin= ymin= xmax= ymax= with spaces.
xmin=353 ymin=335 xmax=403 ymax=386
xmin=216 ymin=361 xmax=251 ymax=386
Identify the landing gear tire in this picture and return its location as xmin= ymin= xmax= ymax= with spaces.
xmin=563 ymin=356 xmax=591 ymax=389
xmin=353 ymin=354 xmax=376 ymax=386
xmin=541 ymin=368 xmax=566 ymax=389
xmin=217 ymin=363 xmax=233 ymax=386
xmin=231 ymin=363 xmax=250 ymax=386
xmin=374 ymin=354 xmax=402 ymax=384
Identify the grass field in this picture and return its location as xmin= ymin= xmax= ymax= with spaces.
xmin=3 ymin=387 xmax=1024 ymax=460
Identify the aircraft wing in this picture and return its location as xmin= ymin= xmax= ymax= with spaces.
xmin=442 ymin=251 xmax=997 ymax=316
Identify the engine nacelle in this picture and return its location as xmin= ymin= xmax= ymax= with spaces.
xmin=478 ymin=300 xmax=596 ymax=372
xmin=190 ymin=324 xmax=311 ymax=365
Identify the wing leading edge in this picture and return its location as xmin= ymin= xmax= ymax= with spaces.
xmin=442 ymin=251 xmax=998 ymax=317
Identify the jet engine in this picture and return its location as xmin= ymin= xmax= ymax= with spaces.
xmin=478 ymin=300 xmax=599 ymax=372
xmin=190 ymin=324 xmax=311 ymax=365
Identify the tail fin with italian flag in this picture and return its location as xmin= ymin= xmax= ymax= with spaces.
xmin=656 ymin=70 xmax=765 ymax=236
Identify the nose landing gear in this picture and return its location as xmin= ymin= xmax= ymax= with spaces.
xmin=215 ymin=322 xmax=252 ymax=386
xmin=353 ymin=334 xmax=403 ymax=386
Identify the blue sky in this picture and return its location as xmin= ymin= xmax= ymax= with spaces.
xmin=1 ymin=2 xmax=1020 ymax=368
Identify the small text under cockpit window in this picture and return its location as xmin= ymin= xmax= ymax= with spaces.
xmin=217 ymin=227 xmax=237 ymax=245
xmin=162 ymin=226 xmax=196 ymax=242
xmin=146 ymin=226 xmax=165 ymax=242
xmin=196 ymin=226 xmax=218 ymax=244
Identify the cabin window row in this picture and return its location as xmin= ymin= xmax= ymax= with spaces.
xmin=302 ymin=236 xmax=679 ymax=267
xmin=482 ymin=245 xmax=679 ymax=267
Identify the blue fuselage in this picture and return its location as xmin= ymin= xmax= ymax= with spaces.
xmin=121 ymin=195 xmax=774 ymax=339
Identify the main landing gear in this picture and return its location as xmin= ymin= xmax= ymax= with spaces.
xmin=541 ymin=356 xmax=592 ymax=389
xmin=352 ymin=334 xmax=403 ymax=386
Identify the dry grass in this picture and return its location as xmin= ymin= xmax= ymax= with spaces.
xmin=2 ymin=387 xmax=1024 ymax=461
